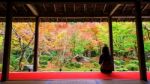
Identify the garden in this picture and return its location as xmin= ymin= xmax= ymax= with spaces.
xmin=0 ymin=22 xmax=150 ymax=72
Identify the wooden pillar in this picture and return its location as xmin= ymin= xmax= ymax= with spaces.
xmin=33 ymin=17 xmax=39 ymax=71
xmin=108 ymin=16 xmax=114 ymax=71
xmin=135 ymin=0 xmax=147 ymax=81
xmin=1 ymin=2 xmax=13 ymax=81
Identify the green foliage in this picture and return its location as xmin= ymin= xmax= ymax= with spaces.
xmin=126 ymin=64 xmax=139 ymax=71
xmin=70 ymin=31 xmax=90 ymax=55
xmin=114 ymin=60 xmax=125 ymax=66
xmin=66 ymin=62 xmax=81 ymax=68
xmin=2 ymin=22 xmax=150 ymax=71
xmin=144 ymin=40 xmax=150 ymax=52
xmin=91 ymin=51 xmax=98 ymax=57
xmin=10 ymin=54 xmax=19 ymax=70
xmin=92 ymin=61 xmax=99 ymax=68
xmin=39 ymin=60 xmax=48 ymax=65
xmin=146 ymin=62 xmax=150 ymax=68
xmin=96 ymin=23 xmax=109 ymax=44
xmin=40 ymin=65 xmax=47 ymax=68
xmin=0 ymin=36 xmax=4 ymax=49
xmin=40 ymin=55 xmax=51 ymax=61
xmin=113 ymin=22 xmax=136 ymax=56
xmin=49 ymin=50 xmax=58 ymax=57
xmin=129 ymin=60 xmax=139 ymax=64
xmin=115 ymin=67 xmax=128 ymax=71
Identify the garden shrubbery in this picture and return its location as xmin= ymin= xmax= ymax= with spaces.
xmin=65 ymin=62 xmax=81 ymax=68
xmin=126 ymin=64 xmax=139 ymax=71
xmin=114 ymin=60 xmax=139 ymax=71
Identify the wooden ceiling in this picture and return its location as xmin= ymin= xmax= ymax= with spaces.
xmin=0 ymin=0 xmax=150 ymax=22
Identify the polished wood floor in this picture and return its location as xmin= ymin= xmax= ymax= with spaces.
xmin=0 ymin=80 xmax=149 ymax=84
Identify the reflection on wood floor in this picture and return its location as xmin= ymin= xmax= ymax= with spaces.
xmin=0 ymin=80 xmax=149 ymax=84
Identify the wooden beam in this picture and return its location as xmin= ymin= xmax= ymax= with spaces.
xmin=103 ymin=4 xmax=107 ymax=13
xmin=83 ymin=4 xmax=86 ymax=12
xmin=94 ymin=4 xmax=96 ymax=12
xmin=122 ymin=4 xmax=127 ymax=13
xmin=135 ymin=0 xmax=147 ymax=81
xmin=23 ymin=5 xmax=28 ymax=12
xmin=109 ymin=4 xmax=121 ymax=16
xmin=132 ymin=8 xmax=135 ymax=14
xmin=1 ymin=15 xmax=150 ymax=22
xmin=53 ymin=4 xmax=56 ymax=13
xmin=12 ymin=6 xmax=17 ymax=12
xmin=73 ymin=4 xmax=76 ymax=13
xmin=26 ymin=4 xmax=38 ymax=16
xmin=33 ymin=17 xmax=39 ymax=71
xmin=0 ymin=0 xmax=142 ymax=3
xmin=64 ymin=4 xmax=66 ymax=13
xmin=1 ymin=2 xmax=13 ymax=81
xmin=43 ymin=3 xmax=47 ymax=12
xmin=142 ymin=4 xmax=149 ymax=12
xmin=108 ymin=16 xmax=114 ymax=71
xmin=0 ymin=4 xmax=6 ymax=10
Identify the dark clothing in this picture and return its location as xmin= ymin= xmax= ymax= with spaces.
xmin=99 ymin=54 xmax=113 ymax=74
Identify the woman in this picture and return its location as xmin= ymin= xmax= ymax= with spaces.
xmin=99 ymin=44 xmax=113 ymax=74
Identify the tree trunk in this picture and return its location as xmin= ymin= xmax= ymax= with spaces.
xmin=18 ymin=49 xmax=25 ymax=71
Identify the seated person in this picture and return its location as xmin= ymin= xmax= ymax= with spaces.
xmin=99 ymin=44 xmax=113 ymax=74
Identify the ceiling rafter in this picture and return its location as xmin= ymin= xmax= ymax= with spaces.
xmin=64 ymin=4 xmax=66 ymax=13
xmin=53 ymin=4 xmax=56 ymax=13
xmin=43 ymin=3 xmax=47 ymax=11
xmin=26 ymin=4 xmax=38 ymax=16
xmin=83 ymin=4 xmax=87 ymax=12
xmin=12 ymin=6 xmax=17 ymax=12
xmin=73 ymin=3 xmax=76 ymax=12
xmin=94 ymin=3 xmax=96 ymax=12
xmin=103 ymin=4 xmax=107 ymax=13
xmin=142 ymin=4 xmax=149 ymax=12
xmin=122 ymin=4 xmax=127 ymax=13
xmin=110 ymin=4 xmax=122 ymax=16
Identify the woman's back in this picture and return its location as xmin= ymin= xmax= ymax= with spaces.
xmin=99 ymin=45 xmax=113 ymax=73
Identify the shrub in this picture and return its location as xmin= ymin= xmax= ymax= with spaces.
xmin=115 ymin=68 xmax=128 ymax=71
xmin=40 ymin=55 xmax=51 ymax=61
xmin=66 ymin=62 xmax=81 ymax=68
xmin=10 ymin=55 xmax=19 ymax=70
xmin=93 ymin=62 xmax=99 ymax=68
xmin=49 ymin=51 xmax=58 ymax=57
xmin=129 ymin=60 xmax=138 ymax=64
xmin=146 ymin=62 xmax=150 ymax=71
xmin=146 ymin=62 xmax=150 ymax=67
xmin=126 ymin=64 xmax=138 ymax=71
xmin=91 ymin=51 xmax=97 ymax=57
xmin=39 ymin=60 xmax=48 ymax=65
xmin=41 ymin=65 xmax=46 ymax=68
xmin=114 ymin=60 xmax=125 ymax=66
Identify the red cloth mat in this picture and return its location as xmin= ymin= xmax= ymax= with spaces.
xmin=0 ymin=72 xmax=150 ymax=80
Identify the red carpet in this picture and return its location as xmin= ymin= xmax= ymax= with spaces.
xmin=0 ymin=72 xmax=150 ymax=80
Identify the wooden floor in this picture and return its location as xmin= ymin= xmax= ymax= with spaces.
xmin=0 ymin=80 xmax=149 ymax=84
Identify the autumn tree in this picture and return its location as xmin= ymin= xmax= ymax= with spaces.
xmin=11 ymin=22 xmax=35 ymax=70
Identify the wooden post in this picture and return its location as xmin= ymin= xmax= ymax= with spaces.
xmin=108 ymin=16 xmax=114 ymax=71
xmin=1 ymin=2 xmax=13 ymax=81
xmin=135 ymin=0 xmax=147 ymax=81
xmin=33 ymin=17 xmax=39 ymax=71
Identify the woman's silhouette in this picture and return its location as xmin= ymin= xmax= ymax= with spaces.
xmin=99 ymin=44 xmax=113 ymax=74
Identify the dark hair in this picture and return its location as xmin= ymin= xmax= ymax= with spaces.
xmin=102 ymin=45 xmax=110 ymax=55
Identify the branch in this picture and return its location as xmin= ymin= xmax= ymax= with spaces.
xmin=12 ymin=27 xmax=23 ymax=50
